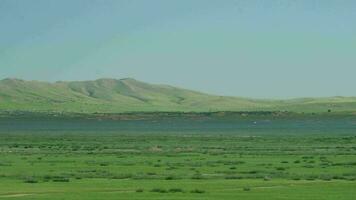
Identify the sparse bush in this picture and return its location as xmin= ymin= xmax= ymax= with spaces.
xmin=150 ymin=188 xmax=167 ymax=193
xmin=190 ymin=189 xmax=205 ymax=194
xmin=165 ymin=175 xmax=175 ymax=180
xmin=24 ymin=176 xmax=38 ymax=183
xmin=276 ymin=167 xmax=286 ymax=171
xmin=168 ymin=188 xmax=184 ymax=193
xmin=52 ymin=176 xmax=70 ymax=182
xmin=111 ymin=174 xmax=132 ymax=179
xmin=136 ymin=188 xmax=144 ymax=193
xmin=305 ymin=175 xmax=317 ymax=181
xmin=100 ymin=162 xmax=109 ymax=166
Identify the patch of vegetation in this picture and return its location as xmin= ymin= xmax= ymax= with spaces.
xmin=0 ymin=116 xmax=356 ymax=199
xmin=190 ymin=189 xmax=205 ymax=194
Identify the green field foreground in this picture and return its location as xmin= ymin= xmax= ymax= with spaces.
xmin=0 ymin=114 xmax=356 ymax=200
xmin=0 ymin=119 xmax=356 ymax=200
xmin=1 ymin=179 xmax=355 ymax=199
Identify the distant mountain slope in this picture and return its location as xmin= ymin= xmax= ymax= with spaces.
xmin=0 ymin=78 xmax=355 ymax=113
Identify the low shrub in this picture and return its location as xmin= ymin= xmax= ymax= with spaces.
xmin=23 ymin=176 xmax=38 ymax=183
xmin=165 ymin=175 xmax=175 ymax=180
xmin=136 ymin=188 xmax=144 ymax=193
xmin=190 ymin=189 xmax=205 ymax=194
xmin=150 ymin=188 xmax=167 ymax=193
xmin=52 ymin=176 xmax=70 ymax=182
xmin=168 ymin=188 xmax=184 ymax=193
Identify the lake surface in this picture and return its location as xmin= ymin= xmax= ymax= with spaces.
xmin=1 ymin=115 xmax=355 ymax=135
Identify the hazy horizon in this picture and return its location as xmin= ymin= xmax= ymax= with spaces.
xmin=1 ymin=0 xmax=356 ymax=98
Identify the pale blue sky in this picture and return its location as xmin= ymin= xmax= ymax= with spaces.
xmin=0 ymin=0 xmax=355 ymax=98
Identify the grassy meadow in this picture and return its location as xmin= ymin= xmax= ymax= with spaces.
xmin=0 ymin=113 xmax=356 ymax=199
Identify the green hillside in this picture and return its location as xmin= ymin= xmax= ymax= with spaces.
xmin=0 ymin=78 xmax=355 ymax=113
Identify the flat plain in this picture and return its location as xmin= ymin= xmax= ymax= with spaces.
xmin=0 ymin=112 xmax=355 ymax=199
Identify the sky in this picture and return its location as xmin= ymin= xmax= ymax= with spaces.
xmin=0 ymin=0 xmax=355 ymax=98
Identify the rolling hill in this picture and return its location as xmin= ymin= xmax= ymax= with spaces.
xmin=0 ymin=78 xmax=356 ymax=113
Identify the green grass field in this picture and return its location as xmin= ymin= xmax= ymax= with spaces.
xmin=0 ymin=113 xmax=355 ymax=199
